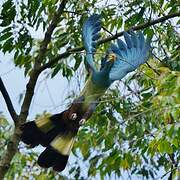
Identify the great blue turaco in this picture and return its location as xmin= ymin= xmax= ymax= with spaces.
xmin=20 ymin=14 xmax=151 ymax=172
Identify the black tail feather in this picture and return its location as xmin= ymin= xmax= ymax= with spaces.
xmin=20 ymin=121 xmax=46 ymax=148
xmin=20 ymin=112 xmax=67 ymax=147
xmin=20 ymin=110 xmax=78 ymax=171
xmin=38 ymin=147 xmax=56 ymax=168
xmin=38 ymin=146 xmax=69 ymax=172
xmin=20 ymin=121 xmax=59 ymax=147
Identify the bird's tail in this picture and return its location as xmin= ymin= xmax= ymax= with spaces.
xmin=20 ymin=113 xmax=60 ymax=147
xmin=38 ymin=133 xmax=75 ymax=171
xmin=20 ymin=111 xmax=78 ymax=171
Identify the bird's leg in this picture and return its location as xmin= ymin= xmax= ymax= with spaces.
xmin=63 ymin=96 xmax=98 ymax=128
xmin=79 ymin=102 xmax=97 ymax=125
xmin=67 ymin=96 xmax=85 ymax=121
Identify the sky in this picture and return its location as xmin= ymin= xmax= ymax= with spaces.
xmin=0 ymin=51 xmax=82 ymax=124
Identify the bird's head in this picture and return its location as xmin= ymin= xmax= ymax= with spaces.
xmin=91 ymin=52 xmax=117 ymax=88
xmin=107 ymin=53 xmax=117 ymax=63
xmin=92 ymin=51 xmax=117 ymax=88
xmin=100 ymin=52 xmax=117 ymax=73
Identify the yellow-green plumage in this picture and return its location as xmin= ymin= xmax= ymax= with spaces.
xmin=80 ymin=74 xmax=107 ymax=111
xmin=35 ymin=114 xmax=53 ymax=133
xmin=51 ymin=135 xmax=75 ymax=155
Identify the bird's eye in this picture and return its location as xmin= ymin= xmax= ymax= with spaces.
xmin=70 ymin=113 xmax=77 ymax=120
xmin=108 ymin=53 xmax=117 ymax=62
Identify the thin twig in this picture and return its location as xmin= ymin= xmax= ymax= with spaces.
xmin=146 ymin=62 xmax=160 ymax=75
xmin=158 ymin=166 xmax=180 ymax=179
xmin=102 ymin=26 xmax=114 ymax=36
xmin=0 ymin=67 xmax=16 ymax=76
xmin=152 ymin=52 xmax=163 ymax=62
xmin=44 ymin=80 xmax=57 ymax=110
xmin=0 ymin=77 xmax=18 ymax=122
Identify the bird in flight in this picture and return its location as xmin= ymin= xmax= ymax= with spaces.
xmin=20 ymin=14 xmax=151 ymax=172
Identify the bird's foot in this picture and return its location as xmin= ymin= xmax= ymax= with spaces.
xmin=79 ymin=119 xmax=86 ymax=126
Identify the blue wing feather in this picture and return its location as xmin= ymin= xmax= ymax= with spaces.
xmin=124 ymin=32 xmax=133 ymax=48
xmin=130 ymin=31 xmax=138 ymax=48
xmin=82 ymin=14 xmax=101 ymax=71
xmin=117 ymin=39 xmax=127 ymax=51
xmin=138 ymin=31 xmax=145 ymax=49
xmin=117 ymin=39 xmax=128 ymax=58
xmin=109 ymin=31 xmax=151 ymax=81
xmin=109 ymin=43 xmax=122 ymax=57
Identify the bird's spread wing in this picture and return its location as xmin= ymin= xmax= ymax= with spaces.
xmin=108 ymin=31 xmax=151 ymax=81
xmin=82 ymin=14 xmax=101 ymax=72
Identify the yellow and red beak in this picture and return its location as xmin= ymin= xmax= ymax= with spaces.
xmin=107 ymin=53 xmax=117 ymax=62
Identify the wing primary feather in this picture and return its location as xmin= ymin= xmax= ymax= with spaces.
xmin=93 ymin=26 xmax=101 ymax=34
xmin=143 ymin=40 xmax=151 ymax=58
xmin=38 ymin=134 xmax=75 ymax=172
xmin=138 ymin=31 xmax=145 ymax=49
xmin=82 ymin=14 xmax=101 ymax=71
xmin=130 ymin=32 xmax=138 ymax=48
xmin=109 ymin=31 xmax=151 ymax=81
xmin=117 ymin=39 xmax=127 ymax=51
xmin=110 ymin=43 xmax=123 ymax=57
xmin=123 ymin=32 xmax=133 ymax=49
xmin=92 ymin=33 xmax=101 ymax=41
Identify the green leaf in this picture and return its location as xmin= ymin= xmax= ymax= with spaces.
xmin=172 ymin=138 xmax=179 ymax=148
xmin=0 ymin=32 xmax=12 ymax=41
xmin=2 ymin=37 xmax=14 ymax=53
xmin=51 ymin=64 xmax=61 ymax=77
xmin=0 ymin=0 xmax=16 ymax=26
xmin=158 ymin=140 xmax=173 ymax=154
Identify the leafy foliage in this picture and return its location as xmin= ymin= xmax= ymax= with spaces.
xmin=0 ymin=0 xmax=179 ymax=179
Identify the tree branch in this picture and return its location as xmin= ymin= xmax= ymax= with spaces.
xmin=0 ymin=0 xmax=68 ymax=179
xmin=168 ymin=153 xmax=178 ymax=180
xmin=40 ymin=12 xmax=180 ymax=71
xmin=35 ymin=0 xmax=68 ymax=68
xmin=0 ymin=77 xmax=18 ymax=122
xmin=20 ymin=0 xmax=68 ymax=122
xmin=160 ymin=166 xmax=179 ymax=179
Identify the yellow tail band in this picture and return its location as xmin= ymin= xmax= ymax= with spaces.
xmin=35 ymin=114 xmax=54 ymax=133
xmin=51 ymin=135 xmax=75 ymax=155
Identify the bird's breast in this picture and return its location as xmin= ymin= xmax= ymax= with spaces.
xmin=80 ymin=76 xmax=107 ymax=107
